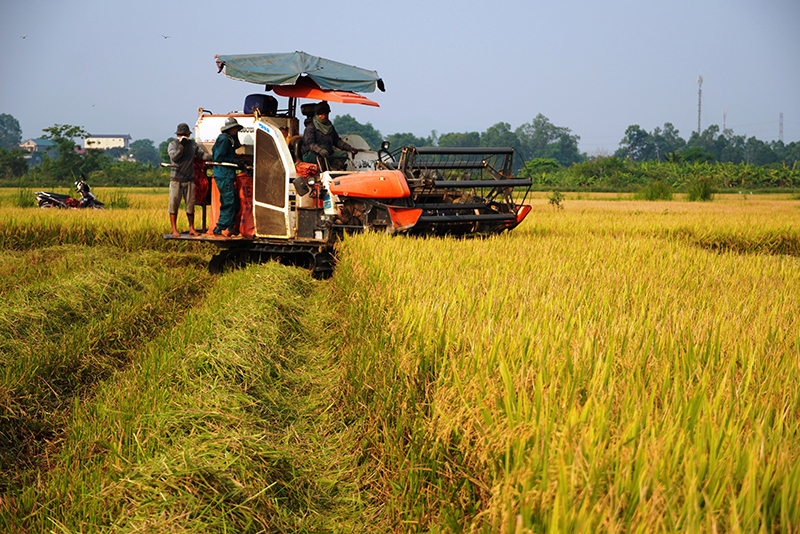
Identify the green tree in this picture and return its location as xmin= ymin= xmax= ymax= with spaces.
xmin=541 ymin=132 xmax=584 ymax=166
xmin=438 ymin=131 xmax=481 ymax=147
xmin=480 ymin=122 xmax=518 ymax=149
xmin=719 ymin=133 xmax=746 ymax=163
xmin=781 ymin=141 xmax=800 ymax=167
xmin=385 ymin=132 xmax=431 ymax=149
xmin=159 ymin=139 xmax=174 ymax=163
xmin=90 ymin=159 xmax=165 ymax=187
xmin=104 ymin=147 xmax=128 ymax=160
xmin=743 ymin=137 xmax=767 ymax=165
xmin=41 ymin=124 xmax=91 ymax=148
xmin=333 ymin=114 xmax=382 ymax=150
xmin=40 ymin=124 xmax=91 ymax=181
xmin=81 ymin=148 xmax=111 ymax=175
xmin=615 ymin=125 xmax=654 ymax=161
xmin=0 ymin=113 xmax=23 ymax=150
xmin=0 ymin=148 xmax=27 ymax=178
xmin=753 ymin=143 xmax=778 ymax=166
xmin=569 ymin=156 xmax=627 ymax=186
xmin=687 ymin=125 xmax=724 ymax=160
xmin=520 ymin=157 xmax=561 ymax=179
xmin=129 ymin=139 xmax=161 ymax=166
xmin=682 ymin=146 xmax=715 ymax=163
xmin=515 ymin=114 xmax=582 ymax=165
xmin=652 ymin=123 xmax=685 ymax=158
xmin=614 ymin=123 xmax=685 ymax=162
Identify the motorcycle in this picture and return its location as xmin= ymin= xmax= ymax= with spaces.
xmin=35 ymin=178 xmax=105 ymax=209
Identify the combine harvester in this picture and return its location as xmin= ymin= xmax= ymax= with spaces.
xmin=166 ymin=52 xmax=532 ymax=277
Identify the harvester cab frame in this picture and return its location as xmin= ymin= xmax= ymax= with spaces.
xmin=164 ymin=51 xmax=532 ymax=277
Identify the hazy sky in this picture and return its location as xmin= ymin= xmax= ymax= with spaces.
xmin=2 ymin=0 xmax=798 ymax=155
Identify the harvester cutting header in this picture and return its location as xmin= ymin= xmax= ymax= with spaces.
xmin=166 ymin=51 xmax=532 ymax=277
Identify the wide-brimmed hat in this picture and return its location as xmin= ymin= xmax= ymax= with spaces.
xmin=175 ymin=123 xmax=191 ymax=136
xmin=221 ymin=117 xmax=243 ymax=133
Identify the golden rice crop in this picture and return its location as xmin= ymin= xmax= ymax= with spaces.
xmin=0 ymin=188 xmax=209 ymax=253
xmin=330 ymin=195 xmax=800 ymax=532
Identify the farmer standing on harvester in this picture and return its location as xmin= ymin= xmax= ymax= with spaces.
xmin=167 ymin=123 xmax=209 ymax=237
xmin=212 ymin=117 xmax=244 ymax=238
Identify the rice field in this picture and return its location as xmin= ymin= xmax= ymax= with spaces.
xmin=0 ymin=187 xmax=202 ymax=252
xmin=329 ymin=194 xmax=800 ymax=532
xmin=1 ymin=188 xmax=799 ymax=532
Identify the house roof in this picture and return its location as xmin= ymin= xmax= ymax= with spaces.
xmin=85 ymin=134 xmax=132 ymax=139
xmin=21 ymin=138 xmax=56 ymax=146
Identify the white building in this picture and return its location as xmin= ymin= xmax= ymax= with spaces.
xmin=84 ymin=134 xmax=131 ymax=150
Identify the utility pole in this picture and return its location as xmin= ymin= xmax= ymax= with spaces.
xmin=779 ymin=113 xmax=784 ymax=143
xmin=723 ymin=110 xmax=727 ymax=132
xmin=697 ymin=75 xmax=703 ymax=135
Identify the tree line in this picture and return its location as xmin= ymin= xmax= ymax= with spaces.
xmin=336 ymin=114 xmax=800 ymax=168
xmin=1 ymin=111 xmax=798 ymax=188
xmin=615 ymin=123 xmax=800 ymax=166
xmin=334 ymin=113 xmax=584 ymax=169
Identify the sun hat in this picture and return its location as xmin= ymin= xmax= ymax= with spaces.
xmin=221 ymin=117 xmax=243 ymax=133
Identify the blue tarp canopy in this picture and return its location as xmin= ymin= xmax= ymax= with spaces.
xmin=215 ymin=51 xmax=384 ymax=93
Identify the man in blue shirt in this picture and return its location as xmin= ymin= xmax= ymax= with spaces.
xmin=212 ymin=117 xmax=243 ymax=237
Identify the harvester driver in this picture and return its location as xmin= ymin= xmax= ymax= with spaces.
xmin=301 ymin=101 xmax=359 ymax=169
xmin=168 ymin=123 xmax=209 ymax=237
xmin=212 ymin=117 xmax=244 ymax=238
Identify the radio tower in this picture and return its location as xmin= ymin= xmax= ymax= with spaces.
xmin=779 ymin=113 xmax=784 ymax=143
xmin=697 ymin=75 xmax=703 ymax=135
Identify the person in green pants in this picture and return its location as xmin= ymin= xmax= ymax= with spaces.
xmin=212 ymin=117 xmax=243 ymax=237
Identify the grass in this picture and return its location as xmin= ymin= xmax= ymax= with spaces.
xmin=633 ymin=180 xmax=673 ymax=200
xmin=686 ymin=177 xmax=715 ymax=201
xmin=8 ymin=189 xmax=36 ymax=208
xmin=103 ymin=190 xmax=131 ymax=209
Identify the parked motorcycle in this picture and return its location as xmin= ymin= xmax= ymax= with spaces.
xmin=35 ymin=178 xmax=105 ymax=209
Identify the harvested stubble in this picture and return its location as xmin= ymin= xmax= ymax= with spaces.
xmin=329 ymin=197 xmax=800 ymax=532
xmin=2 ymin=263 xmax=374 ymax=533
xmin=0 ymin=245 xmax=213 ymax=494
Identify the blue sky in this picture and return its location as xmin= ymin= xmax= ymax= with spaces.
xmin=2 ymin=0 xmax=798 ymax=155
